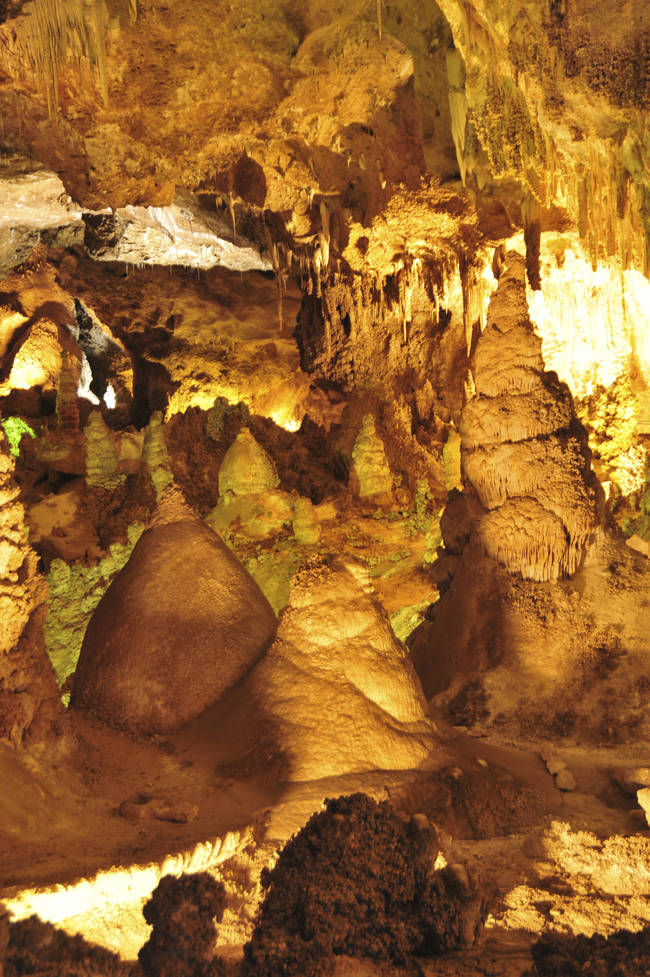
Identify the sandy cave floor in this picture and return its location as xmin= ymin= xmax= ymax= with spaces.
xmin=2 ymin=703 xmax=650 ymax=974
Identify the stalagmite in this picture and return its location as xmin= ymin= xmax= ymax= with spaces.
xmin=218 ymin=427 xmax=279 ymax=497
xmin=350 ymin=414 xmax=393 ymax=498
xmin=84 ymin=410 xmax=124 ymax=492
xmin=70 ymin=487 xmax=277 ymax=734
xmin=142 ymin=411 xmax=173 ymax=501
xmin=246 ymin=556 xmax=438 ymax=780
xmin=410 ymin=254 xmax=648 ymax=743
xmin=56 ymin=350 xmax=81 ymax=431
xmin=459 ymin=252 xmax=600 ymax=582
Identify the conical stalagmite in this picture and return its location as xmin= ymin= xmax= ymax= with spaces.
xmin=71 ymin=487 xmax=277 ymax=734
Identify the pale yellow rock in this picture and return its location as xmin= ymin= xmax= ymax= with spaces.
xmin=626 ymin=534 xmax=649 ymax=557
xmin=443 ymin=429 xmax=462 ymax=492
xmin=351 ymin=414 xmax=393 ymax=498
xmin=207 ymin=489 xmax=293 ymax=540
xmin=248 ymin=555 xmax=438 ymax=780
xmin=292 ymin=496 xmax=321 ymax=545
xmin=218 ymin=428 xmax=279 ymax=497
xmin=637 ymin=787 xmax=650 ymax=824
xmin=85 ymin=411 xmax=125 ymax=491
xmin=142 ymin=412 xmax=173 ymax=501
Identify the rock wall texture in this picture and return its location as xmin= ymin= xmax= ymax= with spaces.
xmin=0 ymin=430 xmax=61 ymax=745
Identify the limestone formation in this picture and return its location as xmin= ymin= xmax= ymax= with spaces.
xmin=247 ymin=555 xmax=438 ymax=780
xmin=207 ymin=489 xmax=293 ymax=541
xmin=0 ymin=431 xmax=61 ymax=745
xmin=410 ymin=257 xmax=649 ymax=740
xmin=142 ymin=411 xmax=173 ymax=502
xmin=350 ymin=414 xmax=393 ymax=499
xmin=70 ymin=488 xmax=277 ymax=734
xmin=84 ymin=411 xmax=125 ymax=492
xmin=460 ymin=253 xmax=601 ymax=582
xmin=218 ymin=428 xmax=279 ymax=497
xmin=291 ymin=496 xmax=321 ymax=545
xmin=56 ymin=350 xmax=81 ymax=430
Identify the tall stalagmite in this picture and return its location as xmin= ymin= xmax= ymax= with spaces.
xmin=410 ymin=255 xmax=648 ymax=740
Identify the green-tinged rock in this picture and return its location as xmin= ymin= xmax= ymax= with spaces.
xmin=207 ymin=489 xmax=293 ymax=539
xmin=218 ymin=427 xmax=279 ymax=496
xmin=142 ymin=411 xmax=173 ymax=501
xmin=292 ymin=497 xmax=321 ymax=545
xmin=0 ymin=417 xmax=36 ymax=458
xmin=45 ymin=522 xmax=144 ymax=695
xmin=244 ymin=547 xmax=304 ymax=615
xmin=389 ymin=600 xmax=432 ymax=643
xmin=350 ymin=414 xmax=393 ymax=498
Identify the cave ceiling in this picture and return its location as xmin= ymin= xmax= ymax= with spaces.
xmin=0 ymin=0 xmax=648 ymax=290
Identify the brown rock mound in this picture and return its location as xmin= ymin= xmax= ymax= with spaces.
xmin=70 ymin=488 xmax=277 ymax=734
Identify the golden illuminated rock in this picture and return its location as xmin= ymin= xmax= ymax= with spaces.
xmin=247 ymin=555 xmax=438 ymax=780
xmin=461 ymin=253 xmax=601 ymax=582
xmin=218 ymin=427 xmax=279 ymax=497
xmin=0 ymin=431 xmax=61 ymax=746
xmin=291 ymin=496 xmax=321 ymax=545
xmin=71 ymin=488 xmax=277 ymax=734
xmin=142 ymin=411 xmax=173 ymax=502
xmin=84 ymin=410 xmax=125 ymax=492
xmin=410 ymin=258 xmax=649 ymax=740
xmin=350 ymin=414 xmax=394 ymax=499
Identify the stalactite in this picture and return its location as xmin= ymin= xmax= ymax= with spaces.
xmin=16 ymin=0 xmax=110 ymax=116
xmin=228 ymin=191 xmax=237 ymax=243
xmin=522 ymin=193 xmax=542 ymax=290
xmin=446 ymin=49 xmax=468 ymax=186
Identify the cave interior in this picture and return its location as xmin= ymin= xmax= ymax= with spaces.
xmin=0 ymin=1 xmax=650 ymax=975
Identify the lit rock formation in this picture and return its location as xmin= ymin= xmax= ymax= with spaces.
xmin=70 ymin=488 xmax=277 ymax=734
xmin=461 ymin=252 xmax=602 ymax=582
xmin=84 ymin=410 xmax=125 ymax=492
xmin=0 ymin=430 xmax=61 ymax=746
xmin=291 ymin=496 xmax=320 ymax=545
xmin=142 ymin=411 xmax=173 ymax=502
xmin=247 ymin=555 xmax=438 ymax=780
xmin=410 ymin=256 xmax=649 ymax=740
xmin=218 ymin=428 xmax=279 ymax=497
xmin=350 ymin=414 xmax=394 ymax=499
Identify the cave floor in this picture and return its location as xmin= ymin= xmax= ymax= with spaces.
xmin=1 ymin=705 xmax=649 ymax=973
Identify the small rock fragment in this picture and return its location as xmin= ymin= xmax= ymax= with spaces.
xmin=546 ymin=757 xmax=567 ymax=776
xmin=636 ymin=787 xmax=650 ymax=827
xmin=410 ymin=812 xmax=431 ymax=832
xmin=555 ymin=769 xmax=576 ymax=791
xmin=119 ymin=794 xmax=198 ymax=823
